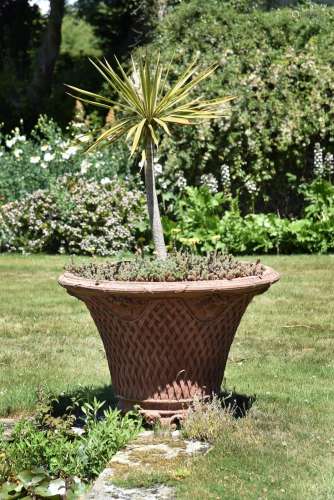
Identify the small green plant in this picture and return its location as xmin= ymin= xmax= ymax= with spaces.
xmin=181 ymin=396 xmax=236 ymax=443
xmin=181 ymin=395 xmax=260 ymax=445
xmin=0 ymin=391 xmax=142 ymax=496
xmin=164 ymin=186 xmax=228 ymax=252
xmin=67 ymin=54 xmax=234 ymax=259
xmin=0 ymin=469 xmax=86 ymax=500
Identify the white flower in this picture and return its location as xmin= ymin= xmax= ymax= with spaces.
xmin=14 ymin=149 xmax=23 ymax=159
xmin=101 ymin=177 xmax=111 ymax=186
xmin=44 ymin=152 xmax=55 ymax=162
xmin=30 ymin=156 xmax=41 ymax=164
xmin=200 ymin=173 xmax=219 ymax=194
xmin=62 ymin=146 xmax=78 ymax=159
xmin=139 ymin=157 xmax=145 ymax=170
xmin=41 ymin=144 xmax=49 ymax=151
xmin=80 ymin=159 xmax=90 ymax=174
xmin=154 ymin=163 xmax=163 ymax=175
xmin=40 ymin=162 xmax=48 ymax=169
xmin=6 ymin=138 xmax=16 ymax=148
xmin=72 ymin=121 xmax=85 ymax=129
xmin=325 ymin=152 xmax=334 ymax=175
xmin=221 ymin=164 xmax=231 ymax=194
xmin=245 ymin=179 xmax=258 ymax=194
xmin=17 ymin=135 xmax=26 ymax=142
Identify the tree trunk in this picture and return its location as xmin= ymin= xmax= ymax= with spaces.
xmin=28 ymin=0 xmax=65 ymax=124
xmin=145 ymin=138 xmax=167 ymax=260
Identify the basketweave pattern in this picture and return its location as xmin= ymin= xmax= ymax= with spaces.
xmin=82 ymin=292 xmax=253 ymax=402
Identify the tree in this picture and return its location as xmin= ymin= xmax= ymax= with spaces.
xmin=76 ymin=0 xmax=175 ymax=60
xmin=28 ymin=0 xmax=65 ymax=127
xmin=0 ymin=0 xmax=43 ymax=129
xmin=66 ymin=56 xmax=233 ymax=258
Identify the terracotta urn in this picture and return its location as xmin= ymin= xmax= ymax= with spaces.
xmin=58 ymin=266 xmax=279 ymax=424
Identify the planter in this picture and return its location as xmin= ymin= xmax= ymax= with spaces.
xmin=58 ymin=266 xmax=279 ymax=424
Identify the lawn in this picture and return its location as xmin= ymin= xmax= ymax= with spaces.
xmin=1 ymin=254 xmax=334 ymax=498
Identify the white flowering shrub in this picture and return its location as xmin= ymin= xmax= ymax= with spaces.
xmin=200 ymin=173 xmax=219 ymax=194
xmin=0 ymin=177 xmax=147 ymax=256
xmin=0 ymin=116 xmax=132 ymax=204
xmin=313 ymin=143 xmax=334 ymax=180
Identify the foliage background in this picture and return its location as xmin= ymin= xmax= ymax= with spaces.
xmin=149 ymin=0 xmax=334 ymax=215
xmin=0 ymin=0 xmax=334 ymax=255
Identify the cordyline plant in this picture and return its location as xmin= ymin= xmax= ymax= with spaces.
xmin=66 ymin=55 xmax=234 ymax=260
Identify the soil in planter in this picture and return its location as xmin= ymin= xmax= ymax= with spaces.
xmin=66 ymin=252 xmax=264 ymax=282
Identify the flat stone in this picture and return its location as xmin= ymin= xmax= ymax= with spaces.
xmin=138 ymin=430 xmax=155 ymax=439
xmin=0 ymin=418 xmax=19 ymax=440
xmin=185 ymin=440 xmax=209 ymax=455
xmin=171 ymin=430 xmax=181 ymax=439
xmin=85 ymin=468 xmax=175 ymax=500
xmin=85 ymin=432 xmax=210 ymax=499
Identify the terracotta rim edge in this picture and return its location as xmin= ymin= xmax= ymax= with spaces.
xmin=58 ymin=265 xmax=280 ymax=296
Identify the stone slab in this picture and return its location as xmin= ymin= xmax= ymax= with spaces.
xmin=85 ymin=430 xmax=210 ymax=499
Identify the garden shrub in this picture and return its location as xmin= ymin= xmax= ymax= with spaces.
xmin=1 ymin=176 xmax=333 ymax=256
xmin=0 ymin=395 xmax=142 ymax=492
xmin=0 ymin=115 xmax=133 ymax=204
xmin=149 ymin=0 xmax=334 ymax=216
xmin=164 ymin=181 xmax=334 ymax=255
xmin=289 ymin=179 xmax=334 ymax=253
xmin=0 ymin=176 xmax=147 ymax=256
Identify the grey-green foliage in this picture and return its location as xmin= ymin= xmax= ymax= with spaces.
xmin=0 ymin=468 xmax=87 ymax=499
xmin=149 ymin=0 xmax=334 ymax=215
xmin=0 ymin=176 xmax=147 ymax=256
xmin=66 ymin=252 xmax=264 ymax=281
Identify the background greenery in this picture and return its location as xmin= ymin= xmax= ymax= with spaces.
xmin=1 ymin=0 xmax=334 ymax=255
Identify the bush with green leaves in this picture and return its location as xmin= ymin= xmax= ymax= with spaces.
xmin=149 ymin=0 xmax=334 ymax=216
xmin=289 ymin=179 xmax=334 ymax=253
xmin=1 ymin=175 xmax=333 ymax=257
xmin=164 ymin=186 xmax=293 ymax=254
xmin=0 ymin=176 xmax=147 ymax=256
xmin=164 ymin=178 xmax=334 ymax=254
xmin=0 ymin=396 xmax=142 ymax=497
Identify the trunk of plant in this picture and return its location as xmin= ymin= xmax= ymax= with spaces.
xmin=145 ymin=138 xmax=167 ymax=260
xmin=28 ymin=0 xmax=65 ymax=125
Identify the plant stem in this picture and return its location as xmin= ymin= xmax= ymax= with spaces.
xmin=145 ymin=137 xmax=167 ymax=260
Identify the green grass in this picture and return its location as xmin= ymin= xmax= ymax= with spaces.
xmin=0 ymin=254 xmax=110 ymax=416
xmin=1 ymin=254 xmax=334 ymax=498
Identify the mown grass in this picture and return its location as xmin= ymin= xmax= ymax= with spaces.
xmin=1 ymin=254 xmax=334 ymax=498
xmin=0 ymin=254 xmax=110 ymax=416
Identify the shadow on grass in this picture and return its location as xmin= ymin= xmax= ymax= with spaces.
xmin=47 ymin=385 xmax=255 ymax=424
xmin=219 ymin=390 xmax=256 ymax=418
xmin=47 ymin=384 xmax=117 ymax=424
